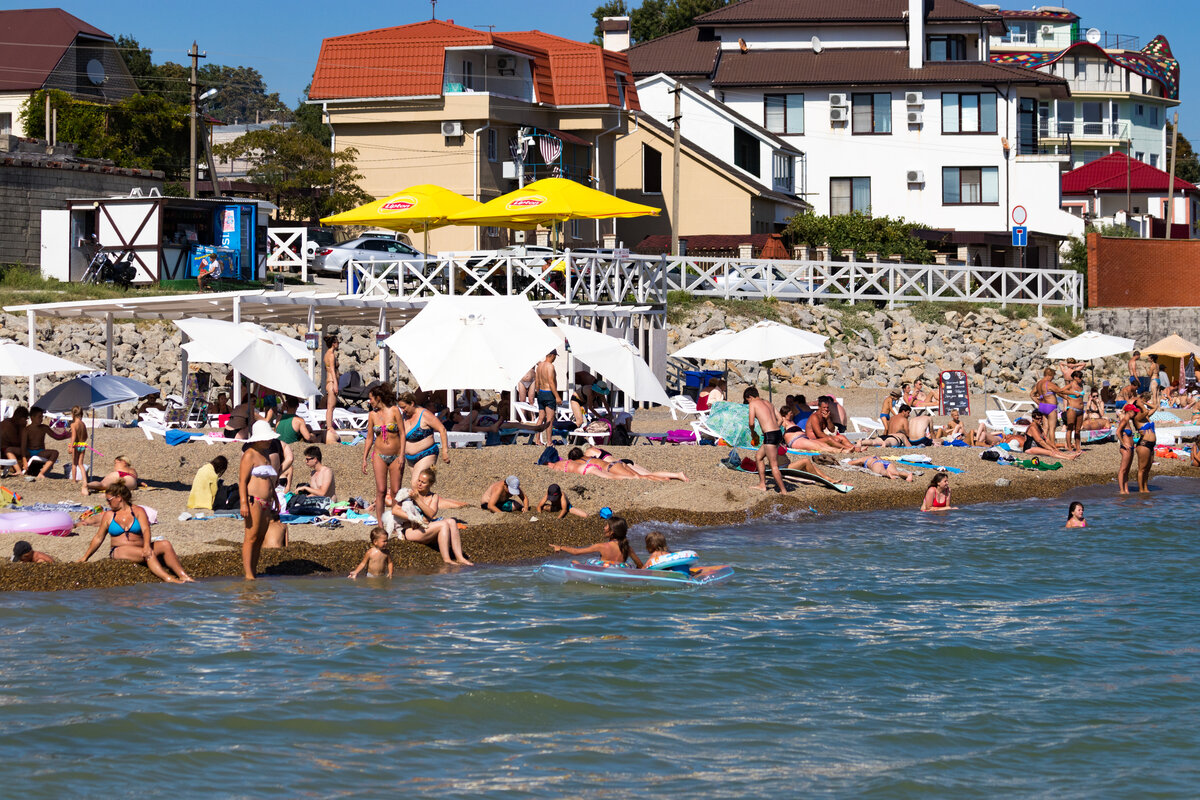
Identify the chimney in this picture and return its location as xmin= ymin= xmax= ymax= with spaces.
xmin=602 ymin=16 xmax=631 ymax=52
xmin=908 ymin=0 xmax=925 ymax=69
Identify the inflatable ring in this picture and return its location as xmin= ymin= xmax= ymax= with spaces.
xmin=0 ymin=511 xmax=75 ymax=537
xmin=645 ymin=550 xmax=699 ymax=571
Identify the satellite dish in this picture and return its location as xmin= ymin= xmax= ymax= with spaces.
xmin=86 ymin=59 xmax=107 ymax=86
xmin=1085 ymin=28 xmax=1102 ymax=45
xmin=811 ymin=35 xmax=823 ymax=54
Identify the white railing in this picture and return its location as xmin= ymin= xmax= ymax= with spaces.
xmin=342 ymin=250 xmax=1082 ymax=315
xmin=266 ymin=227 xmax=307 ymax=281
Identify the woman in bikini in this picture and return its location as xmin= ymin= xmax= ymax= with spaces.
xmin=1058 ymin=371 xmax=1087 ymax=453
xmin=848 ymin=455 xmax=914 ymax=481
xmin=394 ymin=467 xmax=472 ymax=565
xmin=546 ymin=453 xmax=645 ymax=480
xmin=1115 ymin=399 xmax=1144 ymax=494
xmin=238 ymin=421 xmax=281 ymax=580
xmin=397 ymin=392 xmax=449 ymax=487
xmin=363 ymin=384 xmax=406 ymax=523
xmin=779 ymin=406 xmax=811 ymax=451
xmin=1131 ymin=394 xmax=1156 ymax=493
xmin=78 ymin=483 xmax=192 ymax=583
xmin=920 ymin=473 xmax=958 ymax=512
xmin=581 ymin=446 xmax=689 ymax=482
xmin=1030 ymin=367 xmax=1062 ymax=444
xmin=81 ymin=456 xmax=139 ymax=497
xmin=1023 ymin=410 xmax=1080 ymax=461
xmin=550 ymin=516 xmax=642 ymax=568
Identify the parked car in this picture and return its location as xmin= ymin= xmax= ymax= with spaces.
xmin=311 ymin=235 xmax=427 ymax=277
xmin=305 ymin=227 xmax=337 ymax=264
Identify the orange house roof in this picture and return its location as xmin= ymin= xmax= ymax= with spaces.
xmin=310 ymin=19 xmax=638 ymax=109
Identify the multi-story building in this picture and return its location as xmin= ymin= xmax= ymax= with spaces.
xmin=987 ymin=5 xmax=1179 ymax=170
xmin=625 ymin=0 xmax=1083 ymax=268
xmin=309 ymin=20 xmax=638 ymax=252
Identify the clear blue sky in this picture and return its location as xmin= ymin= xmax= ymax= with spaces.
xmin=5 ymin=0 xmax=1197 ymax=135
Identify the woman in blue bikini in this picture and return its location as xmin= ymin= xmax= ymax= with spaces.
xmin=397 ymin=392 xmax=450 ymax=487
xmin=1058 ymin=371 xmax=1087 ymax=453
xmin=1131 ymin=394 xmax=1156 ymax=493
xmin=1114 ymin=398 xmax=1148 ymax=494
xmin=77 ymin=483 xmax=192 ymax=583
xmin=362 ymin=384 xmax=406 ymax=523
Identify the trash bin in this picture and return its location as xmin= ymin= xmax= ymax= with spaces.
xmin=345 ymin=266 xmax=361 ymax=295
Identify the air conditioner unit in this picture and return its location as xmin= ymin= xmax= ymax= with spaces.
xmin=441 ymin=121 xmax=464 ymax=137
xmin=830 ymin=107 xmax=849 ymax=123
xmin=1040 ymin=25 xmax=1053 ymax=36
xmin=907 ymin=170 xmax=925 ymax=184
xmin=907 ymin=110 xmax=923 ymax=125
xmin=829 ymin=93 xmax=848 ymax=107
xmin=495 ymin=56 xmax=516 ymax=72
xmin=905 ymin=91 xmax=923 ymax=106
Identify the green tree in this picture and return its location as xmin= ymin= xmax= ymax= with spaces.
xmin=1062 ymin=223 xmax=1138 ymax=275
xmin=198 ymin=64 xmax=292 ymax=124
xmin=115 ymin=34 xmax=155 ymax=92
xmin=591 ymin=0 xmax=629 ymax=44
xmin=292 ymin=84 xmax=331 ymax=147
xmin=213 ymin=126 xmax=370 ymax=222
xmin=785 ymin=210 xmax=935 ymax=263
xmin=1167 ymin=122 xmax=1200 ymax=185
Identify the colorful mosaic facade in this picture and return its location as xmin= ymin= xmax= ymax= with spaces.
xmin=990 ymin=36 xmax=1179 ymax=100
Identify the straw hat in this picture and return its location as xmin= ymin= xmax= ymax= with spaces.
xmin=245 ymin=420 xmax=279 ymax=442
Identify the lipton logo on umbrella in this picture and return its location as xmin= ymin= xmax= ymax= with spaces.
xmin=380 ymin=196 xmax=417 ymax=213
xmin=507 ymin=195 xmax=547 ymax=210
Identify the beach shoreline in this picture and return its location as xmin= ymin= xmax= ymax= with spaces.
xmin=2 ymin=425 xmax=1194 ymax=592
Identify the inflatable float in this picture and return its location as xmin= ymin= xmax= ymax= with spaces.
xmin=535 ymin=557 xmax=733 ymax=588
xmin=0 ymin=511 xmax=75 ymax=537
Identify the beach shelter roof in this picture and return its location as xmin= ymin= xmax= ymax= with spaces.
xmin=446 ymin=177 xmax=660 ymax=227
xmin=555 ymin=322 xmax=670 ymax=405
xmin=320 ymin=185 xmax=482 ymax=233
xmin=1142 ymin=334 xmax=1200 ymax=359
xmin=174 ymin=318 xmax=318 ymax=398
xmin=1046 ymin=331 xmax=1135 ymax=361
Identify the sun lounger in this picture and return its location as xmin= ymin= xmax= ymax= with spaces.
xmin=446 ymin=431 xmax=485 ymax=449
xmin=991 ymin=395 xmax=1035 ymax=414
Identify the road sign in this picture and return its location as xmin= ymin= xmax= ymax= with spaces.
xmin=1011 ymin=205 xmax=1028 ymax=226
xmin=1012 ymin=226 xmax=1028 ymax=247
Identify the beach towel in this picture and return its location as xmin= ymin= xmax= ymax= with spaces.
xmin=721 ymin=448 xmax=852 ymax=493
xmin=701 ymin=401 xmax=762 ymax=450
xmin=165 ymin=429 xmax=204 ymax=446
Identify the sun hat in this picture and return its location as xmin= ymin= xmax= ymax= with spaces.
xmin=245 ymin=420 xmax=279 ymax=442
xmin=504 ymin=475 xmax=521 ymax=495
xmin=12 ymin=540 xmax=32 ymax=562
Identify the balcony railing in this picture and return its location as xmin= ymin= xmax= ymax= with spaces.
xmin=1039 ymin=121 xmax=1129 ymax=140
xmin=1018 ymin=133 xmax=1072 ymax=158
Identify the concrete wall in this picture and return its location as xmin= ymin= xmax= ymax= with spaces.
xmin=0 ymin=158 xmax=162 ymax=267
xmin=1086 ymin=307 xmax=1200 ymax=345
xmin=1087 ymin=233 xmax=1200 ymax=307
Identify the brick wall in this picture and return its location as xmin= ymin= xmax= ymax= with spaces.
xmin=0 ymin=159 xmax=162 ymax=267
xmin=1087 ymin=233 xmax=1200 ymax=308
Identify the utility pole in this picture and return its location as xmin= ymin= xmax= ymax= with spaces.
xmin=670 ymin=81 xmax=682 ymax=256
xmin=1166 ymin=112 xmax=1179 ymax=240
xmin=1125 ymin=139 xmax=1132 ymax=231
xmin=187 ymin=42 xmax=206 ymax=198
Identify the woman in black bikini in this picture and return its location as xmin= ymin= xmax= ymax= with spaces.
xmin=362 ymin=384 xmax=406 ymax=525
xmin=77 ymin=483 xmax=192 ymax=583
xmin=1021 ymin=410 xmax=1081 ymax=461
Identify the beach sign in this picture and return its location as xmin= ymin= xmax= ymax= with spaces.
xmin=939 ymin=370 xmax=970 ymax=415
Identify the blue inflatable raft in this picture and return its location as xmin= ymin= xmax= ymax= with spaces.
xmin=535 ymin=559 xmax=733 ymax=588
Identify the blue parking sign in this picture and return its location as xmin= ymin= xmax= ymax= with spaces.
xmin=1012 ymin=226 xmax=1028 ymax=247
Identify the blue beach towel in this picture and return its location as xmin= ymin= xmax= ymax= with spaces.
xmin=165 ymin=429 xmax=204 ymax=446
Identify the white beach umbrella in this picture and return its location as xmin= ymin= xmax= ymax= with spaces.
xmin=174 ymin=318 xmax=318 ymax=398
xmin=1046 ymin=331 xmax=1135 ymax=361
xmin=672 ymin=321 xmax=827 ymax=400
xmin=384 ymin=296 xmax=559 ymax=391
xmin=0 ymin=339 xmax=91 ymax=412
xmin=555 ymin=322 xmax=671 ymax=405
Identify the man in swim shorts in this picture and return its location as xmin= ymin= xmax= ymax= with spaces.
xmin=745 ymin=387 xmax=786 ymax=493
xmin=534 ymin=351 xmax=559 ymax=447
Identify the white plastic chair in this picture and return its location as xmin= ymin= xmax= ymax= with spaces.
xmin=992 ymin=395 xmax=1035 ymax=414
xmin=850 ymin=417 xmax=885 ymax=434
xmin=668 ymin=394 xmax=704 ymax=421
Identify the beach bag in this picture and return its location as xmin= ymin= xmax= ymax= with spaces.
xmin=214 ymin=482 xmax=240 ymax=511
xmin=537 ymin=446 xmax=560 ymax=465
xmin=667 ymin=429 xmax=696 ymax=444
xmin=287 ymin=495 xmax=331 ymax=516
xmin=609 ymin=424 xmax=632 ymax=447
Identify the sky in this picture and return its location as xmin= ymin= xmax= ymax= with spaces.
xmin=5 ymin=0 xmax=1198 ymax=135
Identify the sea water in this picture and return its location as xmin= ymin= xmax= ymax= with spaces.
xmin=2 ymin=479 xmax=1198 ymax=798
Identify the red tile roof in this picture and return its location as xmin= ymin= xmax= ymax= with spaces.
xmin=1062 ymin=152 xmax=1198 ymax=195
xmin=310 ymin=20 xmax=638 ymax=109
xmin=0 ymin=8 xmax=111 ymax=91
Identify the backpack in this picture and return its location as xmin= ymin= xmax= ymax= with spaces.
xmin=213 ymin=481 xmax=240 ymax=511
xmin=287 ymin=494 xmax=332 ymax=516
xmin=609 ymin=424 xmax=632 ymax=447
xmin=537 ymin=445 xmax=560 ymax=465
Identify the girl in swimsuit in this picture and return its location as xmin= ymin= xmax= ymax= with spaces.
xmin=779 ymin=407 xmax=810 ymax=451
xmin=1024 ymin=410 xmax=1081 ymax=461
xmin=395 ymin=467 xmax=472 ymax=565
xmin=1132 ymin=393 xmax=1156 ymax=494
xmin=920 ymin=473 xmax=957 ymax=512
xmin=1065 ymin=501 xmax=1087 ymax=528
xmin=1058 ymin=371 xmax=1086 ymax=453
xmin=848 ymin=455 xmax=914 ymax=481
xmin=1031 ymin=367 xmax=1062 ymax=445
xmin=1114 ymin=400 xmax=1140 ymax=494
xmin=77 ymin=483 xmax=192 ymax=583
xmin=363 ymin=384 xmax=406 ymax=524
xmin=239 ymin=421 xmax=280 ymax=580
xmin=581 ymin=446 xmax=689 ymax=482
xmin=550 ymin=516 xmax=643 ymax=568
xmin=397 ymin=392 xmax=450 ymax=487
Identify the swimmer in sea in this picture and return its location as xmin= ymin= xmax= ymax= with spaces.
xmin=550 ymin=515 xmax=643 ymax=568
xmin=1065 ymin=501 xmax=1086 ymax=528
xmin=348 ymin=527 xmax=393 ymax=579
xmin=920 ymin=473 xmax=958 ymax=512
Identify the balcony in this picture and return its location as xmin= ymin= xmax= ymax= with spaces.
xmin=1017 ymin=133 xmax=1072 ymax=163
xmin=1040 ymin=121 xmax=1129 ymax=141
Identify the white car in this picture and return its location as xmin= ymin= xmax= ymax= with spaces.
xmin=311 ymin=236 xmax=427 ymax=277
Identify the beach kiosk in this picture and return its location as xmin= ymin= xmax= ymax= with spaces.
xmin=48 ymin=190 xmax=274 ymax=285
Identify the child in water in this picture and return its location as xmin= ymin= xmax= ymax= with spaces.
xmin=550 ymin=515 xmax=643 ymax=567
xmin=642 ymin=531 xmax=674 ymax=568
xmin=349 ymin=527 xmax=393 ymax=579
xmin=1065 ymin=501 xmax=1087 ymax=528
xmin=537 ymin=483 xmax=588 ymax=519
xmin=69 ymin=406 xmax=87 ymax=483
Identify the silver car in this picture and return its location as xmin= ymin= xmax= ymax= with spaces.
xmin=311 ymin=235 xmax=427 ymax=277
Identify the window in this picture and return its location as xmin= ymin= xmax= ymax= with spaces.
xmin=1135 ymin=151 xmax=1145 ymax=162
xmin=1057 ymin=101 xmax=1075 ymax=135
xmin=831 ymin=177 xmax=871 ymax=215
xmin=733 ymin=127 xmax=760 ymax=176
xmin=1081 ymin=101 xmax=1103 ymax=136
xmin=772 ymin=152 xmax=794 ymax=193
xmin=1103 ymin=61 xmax=1114 ymax=75
xmin=615 ymin=73 xmax=627 ymax=109
xmin=0 ymin=113 xmax=10 ymax=135
xmin=571 ymin=218 xmax=581 ymax=239
xmin=852 ymin=93 xmax=891 ymax=134
xmin=764 ymin=93 xmax=804 ymax=134
xmin=462 ymin=59 xmax=474 ymax=90
xmin=486 ymin=129 xmax=497 ymax=162
xmin=1150 ymin=154 xmax=1160 ymax=168
xmin=926 ymin=35 xmax=966 ymax=61
xmin=642 ymin=144 xmax=662 ymax=194
xmin=1150 ymin=106 xmax=1159 ymax=126
xmin=1135 ymin=103 xmax=1145 ymax=116
xmin=941 ymin=92 xmax=997 ymax=134
xmin=942 ymin=167 xmax=999 ymax=205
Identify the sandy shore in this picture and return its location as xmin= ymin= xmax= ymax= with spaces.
xmin=2 ymin=394 xmax=1197 ymax=591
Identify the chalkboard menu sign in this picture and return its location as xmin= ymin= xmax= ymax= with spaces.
xmin=939 ymin=370 xmax=970 ymax=415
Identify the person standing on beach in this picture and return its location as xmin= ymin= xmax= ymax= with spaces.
xmin=239 ymin=422 xmax=281 ymax=580
xmin=68 ymin=407 xmax=87 ymax=483
xmin=323 ymin=333 xmax=340 ymax=444
xmin=745 ymin=387 xmax=786 ymax=493
xmin=1127 ymin=350 xmax=1141 ymax=385
xmin=1030 ymin=368 xmax=1062 ymax=443
xmin=363 ymin=384 xmax=406 ymax=524
xmin=534 ymin=351 xmax=559 ymax=447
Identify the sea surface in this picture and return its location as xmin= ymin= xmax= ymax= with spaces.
xmin=2 ymin=479 xmax=1198 ymax=798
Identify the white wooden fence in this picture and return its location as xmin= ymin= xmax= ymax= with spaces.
xmin=266 ymin=227 xmax=307 ymax=281
xmin=344 ymin=250 xmax=1083 ymax=315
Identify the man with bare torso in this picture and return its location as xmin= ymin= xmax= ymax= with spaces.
xmin=323 ymin=333 xmax=339 ymax=444
xmin=745 ymin=387 xmax=786 ymax=493
xmin=805 ymin=398 xmax=862 ymax=453
xmin=534 ymin=351 xmax=558 ymax=447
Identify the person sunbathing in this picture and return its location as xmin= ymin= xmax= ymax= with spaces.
xmin=81 ymin=456 xmax=140 ymax=497
xmin=546 ymin=452 xmax=670 ymax=481
xmin=581 ymin=446 xmax=689 ymax=482
xmin=933 ymin=409 xmax=964 ymax=443
xmin=784 ymin=454 xmax=843 ymax=484
xmin=802 ymin=398 xmax=862 ymax=453
xmin=779 ymin=406 xmax=810 ymax=451
xmin=862 ymin=405 xmax=913 ymax=447
xmin=847 ymin=455 xmax=914 ymax=481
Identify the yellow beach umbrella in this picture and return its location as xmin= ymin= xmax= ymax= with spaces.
xmin=446 ymin=177 xmax=660 ymax=227
xmin=321 ymin=184 xmax=483 ymax=253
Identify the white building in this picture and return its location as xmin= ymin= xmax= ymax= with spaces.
xmin=626 ymin=0 xmax=1085 ymax=267
xmin=987 ymin=5 xmax=1179 ymax=170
